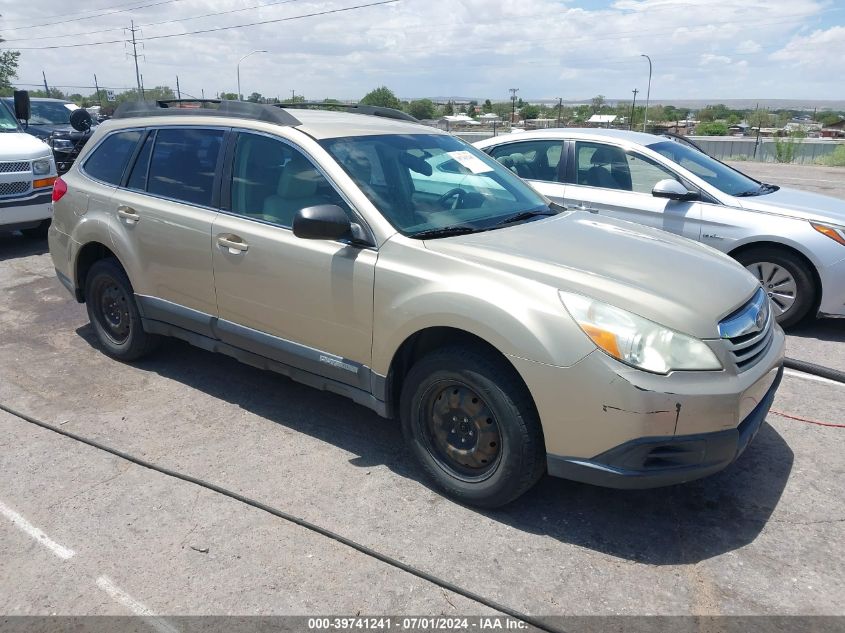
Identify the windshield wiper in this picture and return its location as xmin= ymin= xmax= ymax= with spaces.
xmin=496 ymin=208 xmax=559 ymax=226
xmin=736 ymin=182 xmax=780 ymax=197
xmin=410 ymin=225 xmax=480 ymax=240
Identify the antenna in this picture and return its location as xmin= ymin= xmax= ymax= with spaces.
xmin=127 ymin=20 xmax=143 ymax=96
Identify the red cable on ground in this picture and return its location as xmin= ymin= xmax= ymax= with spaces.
xmin=770 ymin=410 xmax=845 ymax=428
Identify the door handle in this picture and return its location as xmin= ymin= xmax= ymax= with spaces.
xmin=117 ymin=205 xmax=140 ymax=222
xmin=217 ymin=234 xmax=249 ymax=254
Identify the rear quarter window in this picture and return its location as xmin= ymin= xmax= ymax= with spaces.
xmin=83 ymin=130 xmax=143 ymax=185
xmin=146 ymin=128 xmax=224 ymax=207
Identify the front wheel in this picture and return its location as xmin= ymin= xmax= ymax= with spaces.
xmin=400 ymin=346 xmax=546 ymax=508
xmin=735 ymin=247 xmax=816 ymax=329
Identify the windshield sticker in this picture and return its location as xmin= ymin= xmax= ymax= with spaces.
xmin=447 ymin=150 xmax=494 ymax=174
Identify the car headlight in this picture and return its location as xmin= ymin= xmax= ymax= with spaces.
xmin=32 ymin=158 xmax=52 ymax=176
xmin=559 ymin=291 xmax=722 ymax=374
xmin=811 ymin=221 xmax=845 ymax=247
xmin=49 ymin=138 xmax=74 ymax=152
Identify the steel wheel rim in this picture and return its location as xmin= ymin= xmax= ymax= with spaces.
xmin=418 ymin=381 xmax=502 ymax=482
xmin=745 ymin=261 xmax=797 ymax=315
xmin=93 ymin=278 xmax=131 ymax=344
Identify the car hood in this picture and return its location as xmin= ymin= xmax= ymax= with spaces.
xmin=423 ymin=211 xmax=759 ymax=339
xmin=0 ymin=131 xmax=52 ymax=159
xmin=736 ymin=186 xmax=845 ymax=225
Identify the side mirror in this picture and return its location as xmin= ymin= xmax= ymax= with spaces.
xmin=69 ymin=108 xmax=93 ymax=132
xmin=13 ymin=90 xmax=30 ymax=122
xmin=652 ymin=179 xmax=697 ymax=201
xmin=293 ymin=205 xmax=354 ymax=241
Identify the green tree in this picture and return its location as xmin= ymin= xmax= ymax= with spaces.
xmin=591 ymin=94 xmax=605 ymax=112
xmin=247 ymin=92 xmax=263 ymax=103
xmin=443 ymin=100 xmax=454 ymax=115
xmin=748 ymin=108 xmax=773 ymax=129
xmin=407 ymin=99 xmax=435 ymax=120
xmin=0 ymin=42 xmax=20 ymax=94
xmin=695 ymin=121 xmax=729 ymax=136
xmin=819 ymin=113 xmax=844 ymax=127
xmin=219 ymin=92 xmax=239 ymax=100
xmin=519 ymin=104 xmax=540 ymax=120
xmin=482 ymin=99 xmax=493 ymax=113
xmin=360 ymin=86 xmax=401 ymax=109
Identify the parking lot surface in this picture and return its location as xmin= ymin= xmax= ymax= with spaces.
xmin=1 ymin=162 xmax=843 ymax=622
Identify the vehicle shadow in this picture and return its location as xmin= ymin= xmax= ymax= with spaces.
xmin=76 ymin=326 xmax=794 ymax=566
xmin=0 ymin=232 xmax=48 ymax=261
xmin=787 ymin=318 xmax=845 ymax=344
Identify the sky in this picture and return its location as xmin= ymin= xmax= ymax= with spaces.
xmin=1 ymin=0 xmax=844 ymax=102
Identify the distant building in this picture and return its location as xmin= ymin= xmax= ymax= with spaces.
xmin=586 ymin=114 xmax=616 ymax=127
xmin=821 ymin=119 xmax=845 ymax=138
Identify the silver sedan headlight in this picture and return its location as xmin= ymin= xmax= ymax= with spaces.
xmin=559 ymin=291 xmax=723 ymax=374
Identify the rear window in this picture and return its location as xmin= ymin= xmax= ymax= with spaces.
xmin=83 ymin=130 xmax=143 ymax=185
xmin=146 ymin=128 xmax=224 ymax=207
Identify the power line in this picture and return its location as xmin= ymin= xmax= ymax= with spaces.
xmin=2 ymin=0 xmax=312 ymax=43
xmin=0 ymin=0 xmax=181 ymax=22
xmin=1 ymin=0 xmax=193 ymax=31
xmin=4 ymin=0 xmax=400 ymax=50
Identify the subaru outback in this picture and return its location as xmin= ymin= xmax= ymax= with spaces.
xmin=48 ymin=100 xmax=785 ymax=507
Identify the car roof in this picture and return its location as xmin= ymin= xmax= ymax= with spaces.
xmin=0 ymin=97 xmax=74 ymax=104
xmin=477 ymin=127 xmax=663 ymax=147
xmin=290 ymin=108 xmax=447 ymax=140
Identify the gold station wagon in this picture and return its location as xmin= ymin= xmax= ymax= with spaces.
xmin=49 ymin=100 xmax=784 ymax=507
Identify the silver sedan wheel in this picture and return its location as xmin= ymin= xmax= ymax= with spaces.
xmin=745 ymin=261 xmax=797 ymax=315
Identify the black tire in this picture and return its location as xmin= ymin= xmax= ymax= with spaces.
xmin=400 ymin=346 xmax=546 ymax=508
xmin=734 ymin=247 xmax=816 ymax=329
xmin=84 ymin=258 xmax=160 ymax=361
xmin=21 ymin=219 xmax=50 ymax=239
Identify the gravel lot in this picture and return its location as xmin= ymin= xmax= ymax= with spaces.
xmin=1 ymin=162 xmax=843 ymax=627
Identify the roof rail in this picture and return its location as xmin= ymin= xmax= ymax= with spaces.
xmin=275 ymin=102 xmax=418 ymax=123
xmin=113 ymin=99 xmax=301 ymax=126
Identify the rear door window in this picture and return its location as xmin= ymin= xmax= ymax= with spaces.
xmin=147 ymin=128 xmax=224 ymax=207
xmin=488 ymin=140 xmax=563 ymax=182
xmin=84 ymin=130 xmax=143 ymax=185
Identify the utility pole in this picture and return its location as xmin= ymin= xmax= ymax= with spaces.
xmin=557 ymin=97 xmax=563 ymax=127
xmin=640 ymin=54 xmax=652 ymax=132
xmin=630 ymin=89 xmax=638 ymax=131
xmin=753 ymin=102 xmax=762 ymax=159
xmin=94 ymin=74 xmax=102 ymax=107
xmin=291 ymin=89 xmax=295 ymax=101
xmin=509 ymin=88 xmax=519 ymax=125
xmin=201 ymin=88 xmax=205 ymax=99
xmin=176 ymin=75 xmax=181 ymax=99
xmin=128 ymin=20 xmax=143 ymax=96
xmin=42 ymin=71 xmax=49 ymax=96
xmin=140 ymin=74 xmax=145 ymax=99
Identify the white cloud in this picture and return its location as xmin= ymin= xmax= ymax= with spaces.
xmin=1 ymin=0 xmax=839 ymax=100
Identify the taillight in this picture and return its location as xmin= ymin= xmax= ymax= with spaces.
xmin=52 ymin=176 xmax=67 ymax=202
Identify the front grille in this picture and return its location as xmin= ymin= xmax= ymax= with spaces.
xmin=0 ymin=181 xmax=31 ymax=197
xmin=0 ymin=161 xmax=30 ymax=174
xmin=719 ymin=288 xmax=775 ymax=372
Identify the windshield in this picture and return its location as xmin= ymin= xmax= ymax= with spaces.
xmin=0 ymin=101 xmax=20 ymax=131
xmin=28 ymin=101 xmax=77 ymax=125
xmin=320 ymin=134 xmax=550 ymax=236
xmin=647 ymin=140 xmax=762 ymax=197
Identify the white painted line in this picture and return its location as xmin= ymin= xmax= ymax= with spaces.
xmin=96 ymin=576 xmax=179 ymax=633
xmin=0 ymin=499 xmax=75 ymax=560
xmin=784 ymin=368 xmax=845 ymax=388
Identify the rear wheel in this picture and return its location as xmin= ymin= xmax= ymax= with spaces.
xmin=735 ymin=247 xmax=816 ymax=328
xmin=84 ymin=258 xmax=159 ymax=361
xmin=400 ymin=346 xmax=546 ymax=508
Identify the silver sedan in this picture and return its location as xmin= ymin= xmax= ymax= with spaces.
xmin=475 ymin=129 xmax=845 ymax=327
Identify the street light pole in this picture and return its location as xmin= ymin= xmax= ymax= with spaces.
xmin=640 ymin=54 xmax=652 ymax=133
xmin=237 ymin=50 xmax=267 ymax=101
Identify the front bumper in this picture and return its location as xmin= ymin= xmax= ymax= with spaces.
xmin=546 ymin=366 xmax=783 ymax=488
xmin=818 ymin=256 xmax=845 ymax=318
xmin=0 ymin=191 xmax=52 ymax=229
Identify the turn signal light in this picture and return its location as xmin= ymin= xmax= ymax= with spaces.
xmin=811 ymin=222 xmax=845 ymax=246
xmin=52 ymin=176 xmax=68 ymax=202
xmin=33 ymin=176 xmax=57 ymax=189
